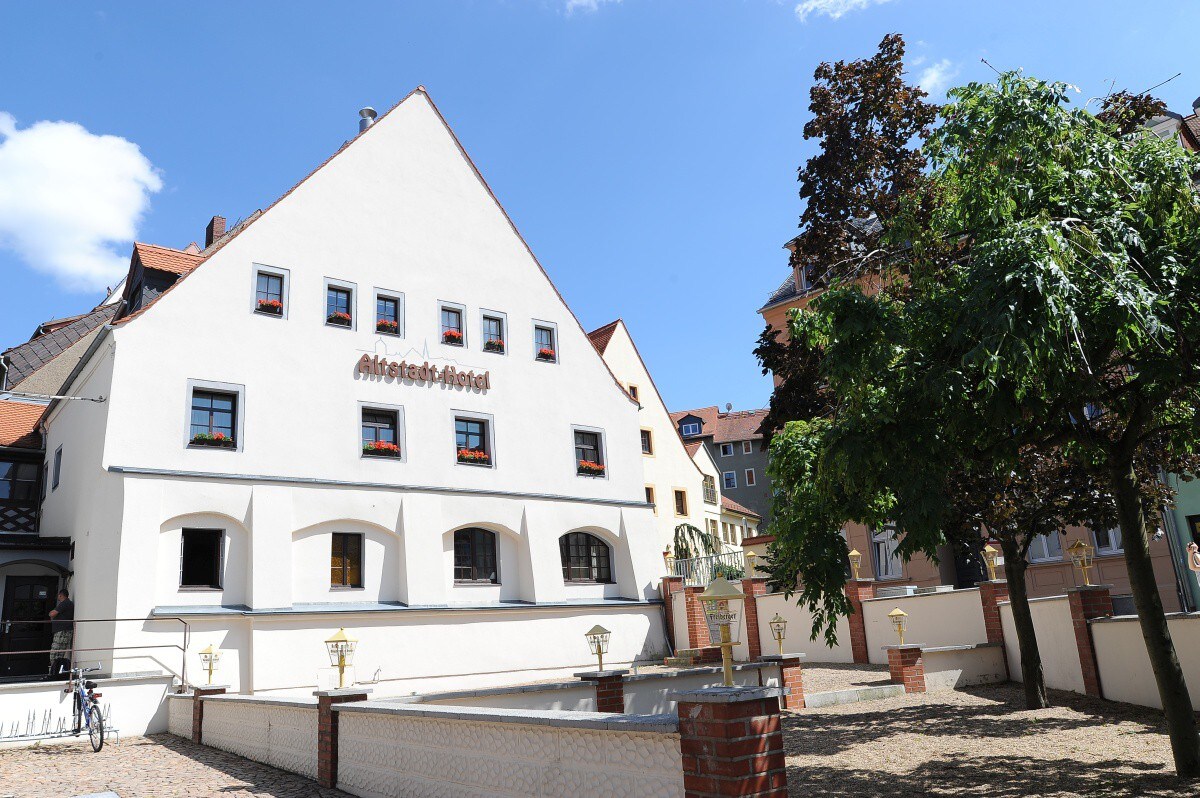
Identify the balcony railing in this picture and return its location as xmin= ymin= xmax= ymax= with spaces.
xmin=0 ymin=499 xmax=38 ymax=534
xmin=670 ymin=550 xmax=745 ymax=587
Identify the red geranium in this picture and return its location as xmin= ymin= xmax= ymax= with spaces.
xmin=443 ymin=329 xmax=464 ymax=344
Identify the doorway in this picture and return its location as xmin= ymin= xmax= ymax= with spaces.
xmin=0 ymin=575 xmax=59 ymax=679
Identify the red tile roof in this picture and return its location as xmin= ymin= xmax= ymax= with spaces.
xmin=683 ymin=441 xmax=703 ymax=458
xmin=670 ymin=406 xmax=719 ymax=437
xmin=586 ymin=320 xmax=620 ymax=355
xmin=0 ymin=401 xmax=45 ymax=449
xmin=670 ymin=406 xmax=768 ymax=444
xmin=133 ymin=242 xmax=204 ymax=276
xmin=721 ymin=495 xmax=760 ymax=519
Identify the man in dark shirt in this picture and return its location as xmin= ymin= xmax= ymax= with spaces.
xmin=48 ymin=589 xmax=74 ymax=680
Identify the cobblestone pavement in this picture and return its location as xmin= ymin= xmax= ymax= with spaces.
xmin=785 ymin=683 xmax=1200 ymax=797
xmin=0 ymin=734 xmax=347 ymax=797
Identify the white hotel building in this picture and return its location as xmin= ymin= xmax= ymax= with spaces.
xmin=13 ymin=89 xmax=687 ymax=695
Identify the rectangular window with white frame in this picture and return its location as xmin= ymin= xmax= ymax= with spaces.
xmin=533 ymin=321 xmax=557 ymax=362
xmin=1094 ymin=527 xmax=1123 ymax=555
xmin=742 ymin=440 xmax=753 ymax=454
xmin=374 ymin=289 xmax=404 ymax=336
xmin=723 ymin=471 xmax=737 ymax=490
xmin=680 ymin=422 xmax=700 ymax=437
xmin=744 ymin=468 xmax=756 ymax=486
xmin=1029 ymin=533 xmax=1064 ymax=563
xmin=720 ymin=443 xmax=734 ymax=457
xmin=573 ymin=426 xmax=607 ymax=478
xmin=253 ymin=265 xmax=289 ymax=318
xmin=325 ymin=279 xmax=356 ymax=329
xmin=441 ymin=302 xmax=466 ymax=346
xmin=872 ymin=525 xmax=904 ymax=579
xmin=481 ymin=310 xmax=507 ymax=354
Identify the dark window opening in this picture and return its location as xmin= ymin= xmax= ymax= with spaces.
xmin=331 ymin=532 xmax=363 ymax=588
xmin=190 ymin=390 xmax=237 ymax=446
xmin=441 ymin=306 xmax=464 ymax=345
xmin=256 ymin=272 xmax=284 ymax=315
xmin=362 ymin=409 xmax=400 ymax=457
xmin=535 ymin=325 xmax=556 ymax=361
xmin=454 ymin=527 xmax=498 ymax=583
xmin=483 ymin=315 xmax=505 ymax=353
xmin=181 ymin=528 xmax=222 ymax=589
xmin=640 ymin=429 xmax=653 ymax=455
xmin=560 ymin=532 xmax=612 ymax=583
xmin=455 ymin=417 xmax=490 ymax=465
xmin=0 ymin=461 xmax=39 ymax=502
xmin=327 ymin=286 xmax=353 ymax=326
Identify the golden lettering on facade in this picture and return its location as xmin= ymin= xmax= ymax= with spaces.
xmin=357 ymin=354 xmax=492 ymax=391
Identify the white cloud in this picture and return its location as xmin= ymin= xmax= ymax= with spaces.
xmin=565 ymin=0 xmax=620 ymax=14
xmin=794 ymin=0 xmax=894 ymax=23
xmin=0 ymin=112 xmax=162 ymax=293
xmin=917 ymin=58 xmax=960 ymax=97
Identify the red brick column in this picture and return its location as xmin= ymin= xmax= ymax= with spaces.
xmin=190 ymin=685 xmax=227 ymax=744
xmin=684 ymin=586 xmax=712 ymax=648
xmin=741 ymin=578 xmax=769 ymax=661
xmin=845 ymin=579 xmax=876 ymax=664
xmin=315 ymin=688 xmax=371 ymax=789
xmin=1067 ymin=585 xmax=1113 ymax=697
xmin=677 ymin=686 xmax=789 ymax=798
xmin=577 ymin=669 xmax=628 ymax=713
xmin=885 ymin=645 xmax=925 ymax=693
xmin=761 ymin=654 xmax=805 ymax=710
xmin=663 ymin=575 xmax=685 ymax=651
xmin=977 ymin=579 xmax=1009 ymax=646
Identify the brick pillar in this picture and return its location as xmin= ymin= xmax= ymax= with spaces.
xmin=663 ymin=575 xmax=685 ymax=651
xmin=190 ymin=685 xmax=227 ymax=744
xmin=977 ymin=579 xmax=1009 ymax=646
xmin=577 ymin=669 xmax=628 ymax=713
xmin=684 ymin=586 xmax=712 ymax=648
xmin=845 ymin=579 xmax=876 ymax=664
xmin=1067 ymin=584 xmax=1113 ymax=697
xmin=314 ymin=688 xmax=371 ymax=789
xmin=761 ymin=654 xmax=805 ymax=710
xmin=676 ymin=686 xmax=789 ymax=798
xmin=741 ymin=578 xmax=769 ymax=661
xmin=884 ymin=645 xmax=925 ymax=693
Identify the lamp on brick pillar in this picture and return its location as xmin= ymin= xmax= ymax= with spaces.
xmin=848 ymin=548 xmax=862 ymax=580
xmin=1067 ymin=583 xmax=1113 ymax=697
xmin=190 ymin=684 xmax=228 ymax=744
xmin=676 ymin=686 xmax=790 ymax=797
xmin=314 ymin=686 xmax=372 ymax=789
xmin=845 ymin=573 xmax=876 ymax=665
xmin=982 ymin=543 xmax=1001 ymax=582
xmin=888 ymin=607 xmax=908 ymax=645
xmin=745 ymin=550 xmax=758 ymax=577
xmin=325 ymin=628 xmax=358 ymax=689
xmin=1068 ymin=539 xmax=1096 ymax=587
xmin=198 ymin=644 xmax=221 ymax=686
xmin=769 ymin=613 xmax=787 ymax=657
xmin=699 ymin=577 xmax=745 ymax=687
xmin=584 ymin=625 xmax=611 ymax=672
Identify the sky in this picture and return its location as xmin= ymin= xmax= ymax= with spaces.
xmin=0 ymin=1 xmax=1197 ymax=413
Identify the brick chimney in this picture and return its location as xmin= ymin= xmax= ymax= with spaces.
xmin=205 ymin=216 xmax=226 ymax=249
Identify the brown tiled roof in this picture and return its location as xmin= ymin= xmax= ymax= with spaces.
xmin=670 ymin=406 xmax=719 ymax=438
xmin=586 ymin=320 xmax=620 ymax=355
xmin=670 ymin=406 xmax=768 ymax=444
xmin=3 ymin=304 xmax=117 ymax=388
xmin=0 ymin=401 xmax=45 ymax=449
xmin=721 ymin=495 xmax=760 ymax=519
xmin=1182 ymin=114 xmax=1200 ymax=151
xmin=683 ymin=441 xmax=703 ymax=458
xmin=133 ymin=242 xmax=204 ymax=276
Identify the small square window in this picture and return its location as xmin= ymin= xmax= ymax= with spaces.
xmin=628 ymin=385 xmax=640 ymax=401
xmin=640 ymin=429 xmax=653 ymax=455
xmin=181 ymin=528 xmax=222 ymax=589
xmin=255 ymin=271 xmax=285 ymax=316
xmin=742 ymin=440 xmax=754 ymax=455
xmin=680 ymin=422 xmax=700 ymax=437
xmin=441 ymin=305 xmax=465 ymax=346
xmin=482 ymin=314 xmax=506 ymax=354
xmin=456 ymin=416 xmax=492 ymax=466
xmin=723 ymin=471 xmax=737 ymax=489
xmin=376 ymin=294 xmax=401 ymax=336
xmin=674 ymin=489 xmax=688 ymax=517
xmin=574 ymin=429 xmax=606 ymax=477
xmin=190 ymin=389 xmax=237 ymax=448
xmin=645 ymin=485 xmax=656 ymax=512
xmin=362 ymin=408 xmax=401 ymax=458
xmin=331 ymin=532 xmax=363 ymax=588
xmin=326 ymin=285 xmax=353 ymax=328
xmin=534 ymin=324 xmax=557 ymax=362
xmin=744 ymin=468 xmax=756 ymax=486
xmin=720 ymin=443 xmax=734 ymax=457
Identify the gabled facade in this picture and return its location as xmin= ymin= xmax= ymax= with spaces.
xmin=35 ymin=89 xmax=669 ymax=694
xmin=670 ymin=406 xmax=772 ymax=525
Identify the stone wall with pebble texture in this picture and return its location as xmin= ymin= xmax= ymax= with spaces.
xmin=167 ymin=694 xmax=192 ymax=738
xmin=199 ymin=696 xmax=319 ymax=780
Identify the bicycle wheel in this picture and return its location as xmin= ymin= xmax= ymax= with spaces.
xmin=86 ymin=704 xmax=104 ymax=752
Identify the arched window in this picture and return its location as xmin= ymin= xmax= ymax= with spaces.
xmin=560 ymin=532 xmax=612 ymax=583
xmin=454 ymin=527 xmax=498 ymax=583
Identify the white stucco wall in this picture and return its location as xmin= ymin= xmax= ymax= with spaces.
xmin=999 ymin=596 xmax=1085 ymax=694
xmin=754 ymin=592 xmax=855 ymax=664
xmin=863 ymin=589 xmax=988 ymax=665
xmin=1091 ymin=614 xmax=1200 ymax=709
xmin=922 ymin=644 xmax=1007 ymax=692
xmin=0 ymin=673 xmax=176 ymax=745
xmin=200 ymin=695 xmax=319 ymax=779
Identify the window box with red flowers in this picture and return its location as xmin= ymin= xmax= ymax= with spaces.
xmin=256 ymin=299 xmax=284 ymax=316
xmin=376 ymin=319 xmax=399 ymax=335
xmin=457 ymin=448 xmax=491 ymax=466
xmin=190 ymin=432 xmax=235 ymax=449
xmin=443 ymin=329 xmax=464 ymax=346
xmin=536 ymin=348 xmax=556 ymax=363
xmin=577 ymin=460 xmax=606 ymax=477
xmin=327 ymin=311 xmax=352 ymax=327
xmin=483 ymin=339 xmax=505 ymax=354
xmin=363 ymin=441 xmax=401 ymax=458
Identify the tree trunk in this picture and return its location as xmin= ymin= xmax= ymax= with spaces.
xmin=1001 ymin=536 xmax=1048 ymax=709
xmin=1113 ymin=458 xmax=1200 ymax=777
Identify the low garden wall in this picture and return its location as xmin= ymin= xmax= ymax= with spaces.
xmin=754 ymin=591 xmax=854 ymax=663
xmin=1091 ymin=614 xmax=1200 ymax=709
xmin=998 ymin=596 xmax=1084 ymax=694
xmin=195 ymin=694 xmax=320 ymax=780
xmin=922 ymin=643 xmax=1007 ymax=691
xmin=862 ymin=589 xmax=987 ymax=665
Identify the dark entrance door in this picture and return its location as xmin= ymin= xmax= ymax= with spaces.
xmin=0 ymin=576 xmax=58 ymax=679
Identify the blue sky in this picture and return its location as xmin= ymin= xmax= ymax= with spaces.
xmin=0 ymin=1 xmax=1196 ymax=412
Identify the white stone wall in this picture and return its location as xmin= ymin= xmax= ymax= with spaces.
xmin=0 ymin=673 xmax=176 ymax=745
xmin=336 ymin=708 xmax=684 ymax=798
xmin=1091 ymin=614 xmax=1200 ymax=709
xmin=200 ymin=695 xmax=319 ymax=780
xmin=999 ymin=595 xmax=1084 ymax=694
xmin=862 ymin=589 xmax=988 ymax=664
xmin=167 ymin=694 xmax=191 ymax=737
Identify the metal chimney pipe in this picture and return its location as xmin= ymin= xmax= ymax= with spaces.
xmin=359 ymin=107 xmax=378 ymax=133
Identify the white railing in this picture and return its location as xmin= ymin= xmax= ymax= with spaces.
xmin=671 ymin=550 xmax=745 ymax=586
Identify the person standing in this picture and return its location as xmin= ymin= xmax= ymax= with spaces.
xmin=48 ymin=588 xmax=74 ymax=680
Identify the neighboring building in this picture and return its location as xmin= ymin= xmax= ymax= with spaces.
xmin=669 ymin=406 xmax=771 ymax=525
xmin=8 ymin=88 xmax=672 ymax=693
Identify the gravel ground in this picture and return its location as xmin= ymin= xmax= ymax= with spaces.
xmin=784 ymin=683 xmax=1198 ymax=797
xmin=800 ymin=663 xmax=894 ymax=694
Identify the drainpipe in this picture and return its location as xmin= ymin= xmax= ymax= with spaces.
xmin=0 ymin=353 xmax=9 ymax=392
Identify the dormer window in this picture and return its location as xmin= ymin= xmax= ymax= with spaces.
xmin=680 ymin=422 xmax=701 ymax=437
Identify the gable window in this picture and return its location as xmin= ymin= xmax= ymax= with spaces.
xmin=674 ymin=489 xmax=688 ymax=517
xmin=680 ymin=422 xmax=700 ymax=437
xmin=361 ymin=408 xmax=400 ymax=458
xmin=640 ymin=429 xmax=654 ymax=455
xmin=1094 ymin=528 xmax=1123 ymax=555
xmin=190 ymin=389 xmax=237 ymax=448
xmin=872 ymin=525 xmax=904 ymax=579
xmin=703 ymin=475 xmax=717 ymax=504
xmin=326 ymin=285 xmax=353 ymax=328
xmin=628 ymin=385 xmax=640 ymax=401
xmin=180 ymin=528 xmax=222 ymax=589
xmin=376 ymin=293 xmax=402 ymax=336
xmin=454 ymin=527 xmax=498 ymax=583
xmin=254 ymin=270 xmax=285 ymax=316
xmin=1030 ymin=533 xmax=1064 ymax=563
xmin=331 ymin=532 xmax=363 ymax=588
xmin=560 ymin=532 xmax=612 ymax=583
xmin=744 ymin=468 xmax=756 ymax=487
xmin=52 ymin=447 xmax=63 ymax=491
xmin=645 ymin=485 xmax=656 ymax=512
xmin=455 ymin=416 xmax=492 ymax=466
xmin=482 ymin=313 xmax=506 ymax=354
xmin=742 ymin=441 xmax=754 ymax=455
xmin=720 ymin=443 xmax=734 ymax=457
xmin=441 ymin=304 xmax=465 ymax=346
xmin=723 ymin=471 xmax=737 ymax=490
xmin=574 ymin=429 xmax=606 ymax=477
xmin=534 ymin=324 xmax=557 ymax=362
xmin=0 ymin=461 xmax=38 ymax=501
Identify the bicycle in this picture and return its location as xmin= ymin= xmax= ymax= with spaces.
xmin=65 ymin=665 xmax=105 ymax=751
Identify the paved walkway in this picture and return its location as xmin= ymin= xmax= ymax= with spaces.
xmin=0 ymin=734 xmax=347 ymax=797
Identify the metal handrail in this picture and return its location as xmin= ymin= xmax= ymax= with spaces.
xmin=671 ymin=550 xmax=746 ymax=586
